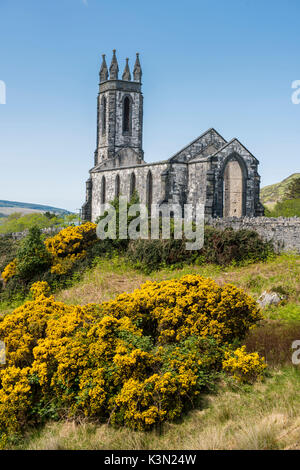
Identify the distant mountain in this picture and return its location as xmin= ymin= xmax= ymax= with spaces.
xmin=0 ymin=200 xmax=72 ymax=217
xmin=260 ymin=173 xmax=300 ymax=208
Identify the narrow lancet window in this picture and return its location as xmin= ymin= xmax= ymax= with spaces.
xmin=146 ymin=170 xmax=153 ymax=212
xmin=130 ymin=172 xmax=136 ymax=198
xmin=115 ymin=174 xmax=120 ymax=198
xmin=101 ymin=175 xmax=106 ymax=204
xmin=123 ymin=96 xmax=131 ymax=133
xmin=101 ymin=96 xmax=107 ymax=135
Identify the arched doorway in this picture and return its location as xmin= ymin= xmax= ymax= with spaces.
xmin=223 ymin=159 xmax=244 ymax=217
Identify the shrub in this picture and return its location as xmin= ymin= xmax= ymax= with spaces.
xmin=0 ymin=275 xmax=264 ymax=439
xmin=265 ymin=198 xmax=300 ymax=218
xmin=286 ymin=177 xmax=300 ymax=200
xmin=101 ymin=275 xmax=262 ymax=344
xmin=30 ymin=281 xmax=51 ymax=299
xmin=0 ymin=237 xmax=19 ymax=274
xmin=1 ymin=223 xmax=101 ymax=299
xmin=16 ymin=227 xmax=51 ymax=281
xmin=200 ymin=226 xmax=272 ymax=265
xmin=126 ymin=226 xmax=273 ymax=272
xmin=222 ymin=345 xmax=266 ymax=383
xmin=127 ymin=238 xmax=193 ymax=273
xmin=0 ymin=366 xmax=32 ymax=438
xmin=1 ymin=260 xmax=17 ymax=284
xmin=45 ymin=222 xmax=97 ymax=274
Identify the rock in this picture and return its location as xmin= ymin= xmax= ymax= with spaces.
xmin=257 ymin=291 xmax=282 ymax=309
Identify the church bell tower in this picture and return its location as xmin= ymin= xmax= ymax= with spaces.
xmin=94 ymin=50 xmax=144 ymax=167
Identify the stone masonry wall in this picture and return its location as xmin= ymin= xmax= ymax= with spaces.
xmin=206 ymin=216 xmax=300 ymax=253
xmin=0 ymin=226 xmax=60 ymax=240
xmin=97 ymin=80 xmax=143 ymax=164
xmin=169 ymin=128 xmax=226 ymax=162
xmin=208 ymin=140 xmax=262 ymax=218
xmin=91 ymin=162 xmax=168 ymax=222
xmin=187 ymin=161 xmax=209 ymax=208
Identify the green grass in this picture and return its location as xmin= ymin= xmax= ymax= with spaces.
xmin=2 ymin=252 xmax=299 ymax=324
xmin=267 ymin=303 xmax=300 ymax=323
xmin=55 ymin=253 xmax=300 ymax=324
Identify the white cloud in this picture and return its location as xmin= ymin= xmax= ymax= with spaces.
xmin=82 ymin=0 xmax=88 ymax=5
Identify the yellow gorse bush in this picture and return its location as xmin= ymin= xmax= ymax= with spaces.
xmin=222 ymin=345 xmax=267 ymax=383
xmin=30 ymin=281 xmax=51 ymax=299
xmin=101 ymin=275 xmax=262 ymax=345
xmin=0 ymin=366 xmax=31 ymax=439
xmin=1 ymin=222 xmax=97 ymax=281
xmin=0 ymin=275 xmax=265 ymax=440
xmin=1 ymin=260 xmax=17 ymax=283
xmin=44 ymin=222 xmax=97 ymax=274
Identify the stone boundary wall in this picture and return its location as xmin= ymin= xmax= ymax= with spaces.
xmin=206 ymin=216 xmax=300 ymax=253
xmin=1 ymin=218 xmax=300 ymax=254
xmin=0 ymin=227 xmax=60 ymax=240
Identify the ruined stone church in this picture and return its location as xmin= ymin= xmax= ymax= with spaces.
xmin=82 ymin=50 xmax=264 ymax=222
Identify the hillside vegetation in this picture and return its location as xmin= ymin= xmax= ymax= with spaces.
xmin=0 ymin=212 xmax=78 ymax=235
xmin=0 ymin=218 xmax=299 ymax=450
xmin=261 ymin=173 xmax=300 ymax=209
xmin=0 ymin=198 xmax=75 ymax=236
xmin=264 ymin=198 xmax=300 ymax=218
xmin=0 ymin=200 xmax=71 ymax=217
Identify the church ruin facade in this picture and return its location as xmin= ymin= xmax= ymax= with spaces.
xmin=82 ymin=50 xmax=264 ymax=222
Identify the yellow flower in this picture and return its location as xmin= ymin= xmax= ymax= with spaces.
xmin=45 ymin=222 xmax=97 ymax=274
xmin=30 ymin=281 xmax=51 ymax=299
xmin=1 ymin=260 xmax=17 ymax=283
xmin=222 ymin=345 xmax=266 ymax=383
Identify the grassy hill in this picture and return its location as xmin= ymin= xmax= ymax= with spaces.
xmin=0 ymin=200 xmax=71 ymax=217
xmin=260 ymin=173 xmax=300 ymax=209
xmin=0 ymin=202 xmax=76 ymax=235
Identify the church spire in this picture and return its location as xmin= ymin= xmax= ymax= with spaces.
xmin=109 ymin=49 xmax=119 ymax=80
xmin=99 ymin=54 xmax=108 ymax=82
xmin=122 ymin=58 xmax=131 ymax=81
xmin=133 ymin=53 xmax=142 ymax=82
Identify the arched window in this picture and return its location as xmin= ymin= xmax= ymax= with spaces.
xmin=115 ymin=174 xmax=120 ymax=198
xmin=101 ymin=175 xmax=106 ymax=204
xmin=101 ymin=96 xmax=107 ymax=135
xmin=129 ymin=172 xmax=136 ymax=199
xmin=123 ymin=96 xmax=131 ymax=134
xmin=146 ymin=170 xmax=153 ymax=212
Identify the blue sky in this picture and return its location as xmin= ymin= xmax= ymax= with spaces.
xmin=0 ymin=0 xmax=299 ymax=211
